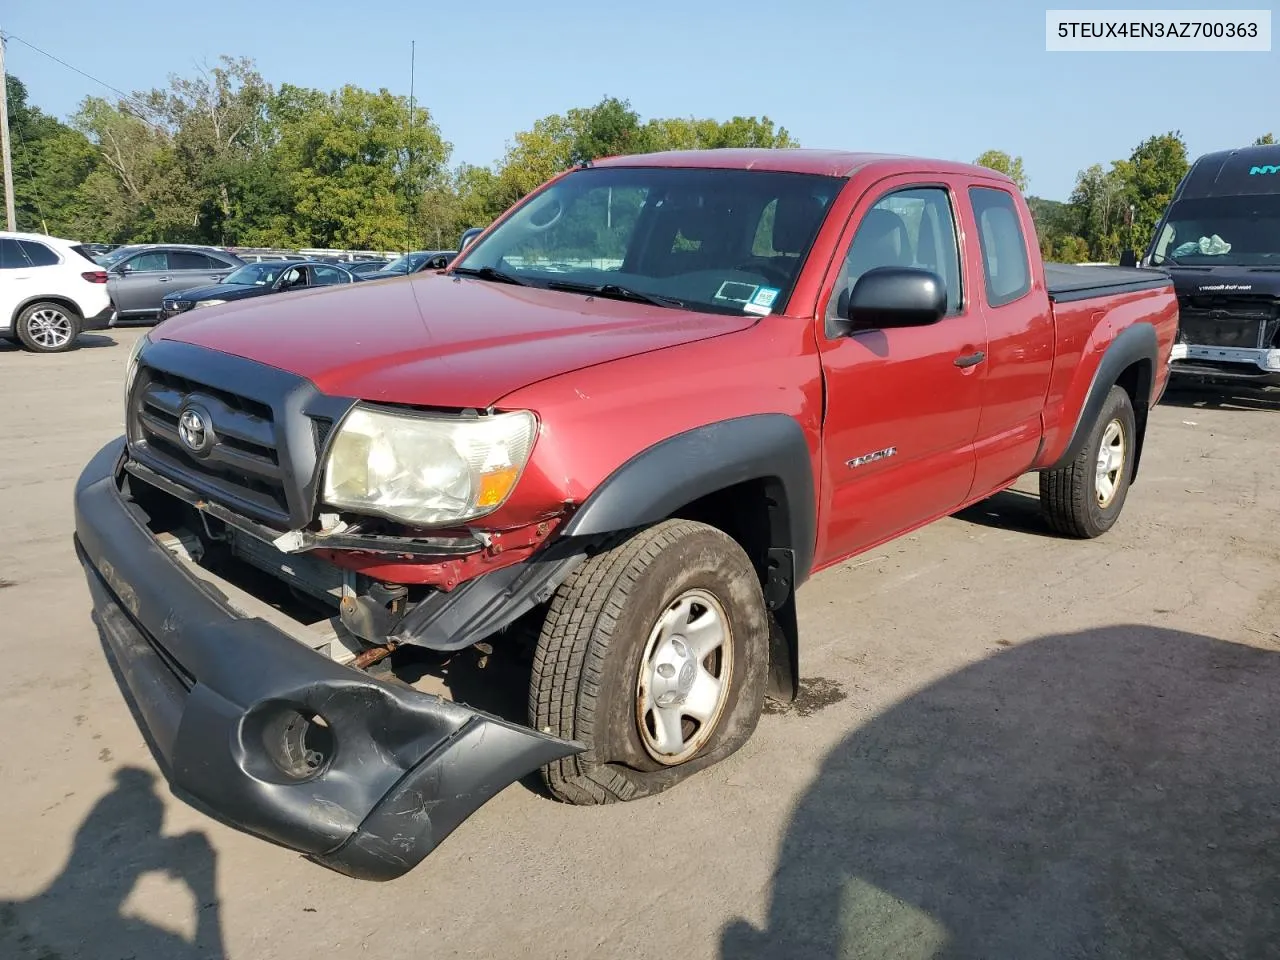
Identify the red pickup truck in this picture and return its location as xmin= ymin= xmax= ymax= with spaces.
xmin=74 ymin=148 xmax=1178 ymax=880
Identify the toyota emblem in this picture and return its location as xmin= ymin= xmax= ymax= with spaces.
xmin=177 ymin=405 xmax=214 ymax=454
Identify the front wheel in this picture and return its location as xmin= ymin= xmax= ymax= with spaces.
xmin=1039 ymin=384 xmax=1137 ymax=538
xmin=529 ymin=520 xmax=770 ymax=805
xmin=15 ymin=302 xmax=82 ymax=353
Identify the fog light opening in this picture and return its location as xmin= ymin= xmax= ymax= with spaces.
xmin=262 ymin=708 xmax=334 ymax=781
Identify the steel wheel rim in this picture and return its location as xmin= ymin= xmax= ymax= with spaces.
xmin=27 ymin=308 xmax=73 ymax=349
xmin=635 ymin=588 xmax=733 ymax=765
xmin=1095 ymin=418 xmax=1126 ymax=507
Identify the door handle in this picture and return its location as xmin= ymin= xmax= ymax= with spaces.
xmin=953 ymin=351 xmax=986 ymax=368
xmin=157 ymin=276 xmax=171 ymax=282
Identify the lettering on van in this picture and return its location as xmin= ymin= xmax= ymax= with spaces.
xmin=1249 ymin=165 xmax=1280 ymax=176
xmin=1198 ymin=283 xmax=1253 ymax=292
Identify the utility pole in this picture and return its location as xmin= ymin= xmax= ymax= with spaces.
xmin=0 ymin=29 xmax=17 ymax=231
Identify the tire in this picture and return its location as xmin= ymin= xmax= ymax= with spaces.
xmin=1039 ymin=384 xmax=1137 ymax=538
xmin=530 ymin=519 xmax=770 ymax=805
xmin=14 ymin=301 xmax=83 ymax=353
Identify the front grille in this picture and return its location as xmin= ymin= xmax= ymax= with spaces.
xmin=131 ymin=367 xmax=291 ymax=523
xmin=125 ymin=343 xmax=358 ymax=530
xmin=1177 ymin=294 xmax=1278 ymax=349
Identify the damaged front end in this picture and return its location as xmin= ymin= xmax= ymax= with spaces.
xmin=76 ymin=438 xmax=583 ymax=880
xmin=77 ymin=337 xmax=591 ymax=880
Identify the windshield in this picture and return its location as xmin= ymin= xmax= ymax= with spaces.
xmin=379 ymin=252 xmax=432 ymax=274
xmin=451 ymin=166 xmax=844 ymax=315
xmin=1150 ymin=196 xmax=1280 ymax=266
xmin=223 ymin=262 xmax=287 ymax=286
xmin=98 ymin=245 xmax=143 ymax=266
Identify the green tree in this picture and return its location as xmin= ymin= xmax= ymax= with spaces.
xmin=1068 ymin=162 xmax=1128 ymax=261
xmin=73 ymin=96 xmax=202 ymax=242
xmin=3 ymin=75 xmax=101 ymax=236
xmin=143 ymin=56 xmax=272 ymax=242
xmin=1114 ymin=131 xmax=1188 ymax=254
xmin=1254 ymin=133 xmax=1276 ymax=146
xmin=973 ymin=150 xmax=1029 ymax=191
xmin=271 ymin=84 xmax=450 ymax=250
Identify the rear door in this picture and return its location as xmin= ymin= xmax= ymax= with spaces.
xmin=165 ymin=250 xmax=239 ymax=299
xmin=963 ymin=184 xmax=1056 ymax=497
xmin=814 ymin=177 xmax=988 ymax=565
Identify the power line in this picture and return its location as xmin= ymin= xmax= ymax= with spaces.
xmin=1 ymin=31 xmax=168 ymax=133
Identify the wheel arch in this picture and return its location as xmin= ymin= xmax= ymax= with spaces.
xmin=560 ymin=414 xmax=816 ymax=702
xmin=11 ymin=294 xmax=85 ymax=327
xmin=1045 ymin=322 xmax=1156 ymax=482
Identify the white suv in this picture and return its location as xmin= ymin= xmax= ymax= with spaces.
xmin=0 ymin=231 xmax=115 ymax=353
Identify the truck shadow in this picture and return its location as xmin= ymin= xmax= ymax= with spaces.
xmin=950 ymin=488 xmax=1057 ymax=538
xmin=1159 ymin=382 xmax=1280 ymax=412
xmin=721 ymin=625 xmax=1280 ymax=959
xmin=0 ymin=766 xmax=226 ymax=960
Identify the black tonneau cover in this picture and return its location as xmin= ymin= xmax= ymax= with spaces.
xmin=1044 ymin=263 xmax=1172 ymax=303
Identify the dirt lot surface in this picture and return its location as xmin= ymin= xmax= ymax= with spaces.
xmin=3 ymin=327 xmax=1280 ymax=960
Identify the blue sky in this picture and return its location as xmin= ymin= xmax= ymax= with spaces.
xmin=3 ymin=0 xmax=1276 ymax=200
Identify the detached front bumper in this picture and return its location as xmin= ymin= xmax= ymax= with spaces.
xmin=74 ymin=438 xmax=582 ymax=881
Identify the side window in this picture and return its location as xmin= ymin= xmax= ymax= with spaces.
xmin=171 ymin=251 xmax=219 ymax=270
xmin=312 ymin=265 xmax=348 ymax=286
xmin=969 ymin=187 xmax=1032 ymax=307
xmin=828 ymin=186 xmax=962 ymax=321
xmin=0 ymin=238 xmax=33 ymax=269
xmin=126 ymin=252 xmax=169 ymax=272
xmin=17 ymin=241 xmax=60 ymax=266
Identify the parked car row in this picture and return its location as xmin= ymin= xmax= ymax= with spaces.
xmin=0 ymin=234 xmax=474 ymax=353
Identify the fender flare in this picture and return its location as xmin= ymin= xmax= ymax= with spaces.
xmin=561 ymin=413 xmax=817 ymax=586
xmin=560 ymin=414 xmax=816 ymax=703
xmin=1045 ymin=322 xmax=1157 ymax=475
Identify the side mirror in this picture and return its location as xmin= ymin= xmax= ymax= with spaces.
xmin=115 ymin=263 xmax=133 ymax=275
xmin=837 ymin=266 xmax=948 ymax=334
xmin=458 ymin=227 xmax=484 ymax=251
xmin=1118 ymin=249 xmax=1138 ymax=268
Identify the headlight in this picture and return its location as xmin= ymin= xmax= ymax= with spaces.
xmin=321 ymin=406 xmax=537 ymax=526
xmin=124 ymin=332 xmax=150 ymax=406
xmin=193 ymin=298 xmax=227 ymax=309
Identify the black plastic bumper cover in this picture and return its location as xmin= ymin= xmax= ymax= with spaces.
xmin=74 ymin=437 xmax=583 ymax=881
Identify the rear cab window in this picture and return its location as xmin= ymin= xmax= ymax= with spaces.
xmin=969 ymin=187 xmax=1032 ymax=306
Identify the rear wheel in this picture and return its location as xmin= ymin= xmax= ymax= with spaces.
xmin=1039 ymin=384 xmax=1137 ymax=538
xmin=529 ymin=520 xmax=770 ymax=805
xmin=15 ymin=302 xmax=82 ymax=353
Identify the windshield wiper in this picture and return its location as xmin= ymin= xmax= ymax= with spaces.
xmin=451 ymin=265 xmax=529 ymax=286
xmin=546 ymin=280 xmax=683 ymax=308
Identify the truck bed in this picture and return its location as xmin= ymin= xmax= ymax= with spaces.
xmin=1044 ymin=263 xmax=1172 ymax=303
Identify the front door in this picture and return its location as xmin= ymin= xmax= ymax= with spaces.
xmin=814 ymin=181 xmax=987 ymax=567
xmin=110 ymin=250 xmax=171 ymax=315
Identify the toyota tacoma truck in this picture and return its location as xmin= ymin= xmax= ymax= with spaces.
xmin=74 ymin=149 xmax=1179 ymax=881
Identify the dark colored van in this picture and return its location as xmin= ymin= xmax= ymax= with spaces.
xmin=1135 ymin=144 xmax=1280 ymax=385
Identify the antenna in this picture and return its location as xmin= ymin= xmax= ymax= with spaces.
xmin=406 ymin=40 xmax=415 ymax=256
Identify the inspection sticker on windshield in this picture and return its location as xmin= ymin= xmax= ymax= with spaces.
xmin=714 ymin=281 xmax=759 ymax=305
xmin=751 ymin=287 xmax=780 ymax=309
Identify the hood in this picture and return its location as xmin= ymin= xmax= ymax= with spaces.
xmin=1165 ymin=264 xmax=1280 ymax=299
xmin=154 ymin=272 xmax=759 ymax=408
xmin=172 ymin=283 xmax=262 ymax=302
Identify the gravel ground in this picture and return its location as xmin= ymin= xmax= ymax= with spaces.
xmin=2 ymin=327 xmax=1279 ymax=960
